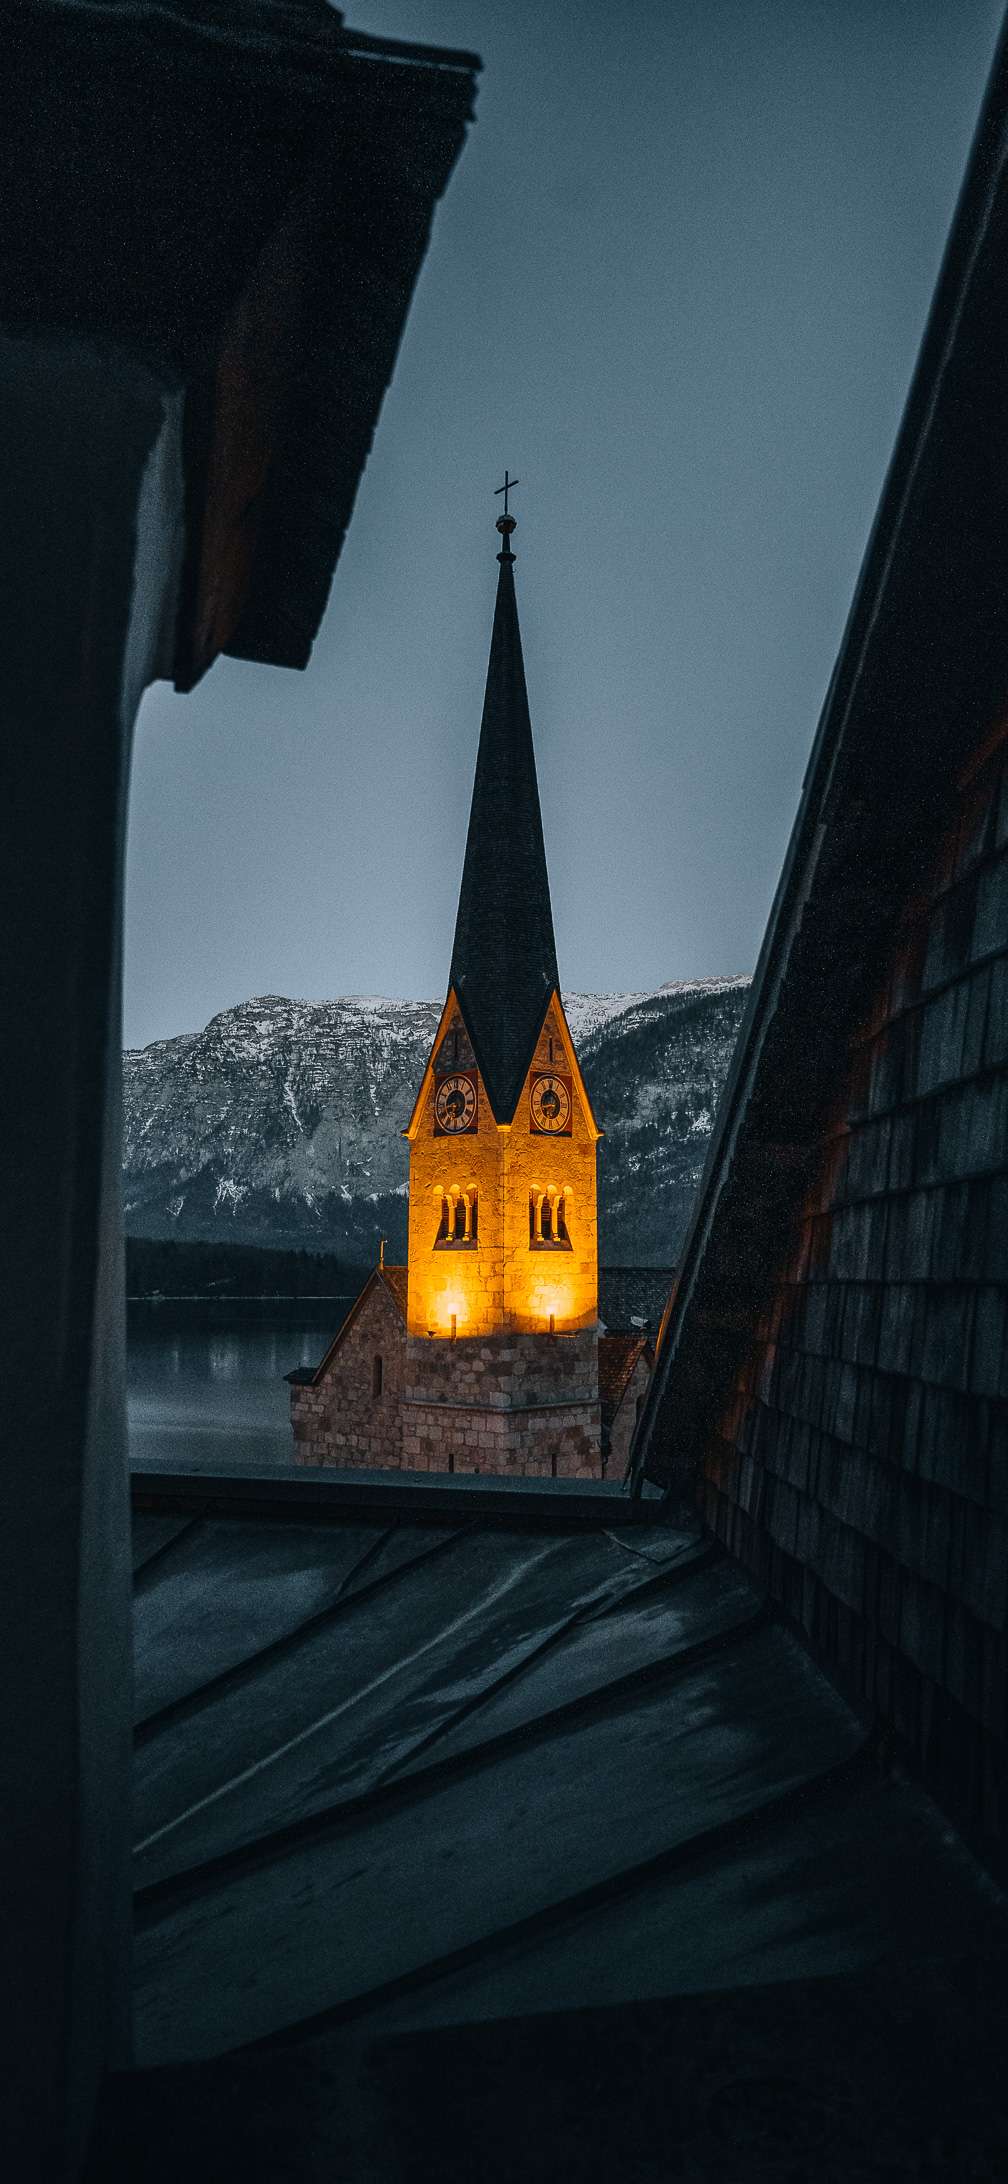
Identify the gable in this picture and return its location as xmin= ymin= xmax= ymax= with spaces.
xmin=599 ymin=1333 xmax=651 ymax=1416
xmin=404 ymin=990 xmax=471 ymax=1142
xmin=312 ymin=1267 xmax=407 ymax=1384
xmin=380 ymin=1265 xmax=408 ymax=1319
xmin=520 ymin=992 xmax=602 ymax=1143
xmin=407 ymin=989 xmax=601 ymax=1145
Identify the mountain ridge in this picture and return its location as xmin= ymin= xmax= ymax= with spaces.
xmin=123 ymin=978 xmax=750 ymax=1267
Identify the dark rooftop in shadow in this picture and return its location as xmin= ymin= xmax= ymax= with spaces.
xmin=87 ymin=1472 xmax=1008 ymax=2175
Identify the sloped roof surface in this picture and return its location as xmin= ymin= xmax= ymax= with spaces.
xmin=127 ymin=1480 xmax=1005 ymax=2075
xmin=449 ymin=545 xmax=560 ymax=1120
xmin=598 ymin=1333 xmax=649 ymax=1414
xmin=310 ymin=1264 xmax=406 ymax=1382
xmin=599 ymin=1268 xmax=676 ymax=1335
xmin=380 ymin=1265 xmax=408 ymax=1318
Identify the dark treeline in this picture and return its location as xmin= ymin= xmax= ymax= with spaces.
xmin=126 ymin=1236 xmax=368 ymax=1298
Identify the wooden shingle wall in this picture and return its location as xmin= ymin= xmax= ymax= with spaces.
xmin=702 ymin=731 xmax=1008 ymax=1839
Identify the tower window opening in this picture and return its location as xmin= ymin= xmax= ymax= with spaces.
xmin=435 ymin=1185 xmax=478 ymax=1247
xmin=372 ymin=1355 xmax=383 ymax=1399
xmin=530 ymin=1186 xmax=571 ymax=1248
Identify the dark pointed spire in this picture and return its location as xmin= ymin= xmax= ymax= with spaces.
xmin=448 ymin=498 xmax=560 ymax=1121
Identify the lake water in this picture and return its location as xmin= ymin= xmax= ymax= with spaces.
xmin=126 ymin=1299 xmax=651 ymax=1497
xmin=127 ymin=1303 xmax=353 ymax=1471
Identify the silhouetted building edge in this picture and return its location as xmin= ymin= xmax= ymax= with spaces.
xmin=631 ymin=15 xmax=1008 ymax=1850
xmin=0 ymin=4 xmax=478 ymax=2174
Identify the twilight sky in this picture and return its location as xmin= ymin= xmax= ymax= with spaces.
xmin=124 ymin=0 xmax=1005 ymax=1050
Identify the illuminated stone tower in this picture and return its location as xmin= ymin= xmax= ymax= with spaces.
xmin=403 ymin=495 xmax=603 ymax=1476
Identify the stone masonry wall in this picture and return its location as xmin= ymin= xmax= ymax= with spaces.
xmin=698 ymin=728 xmax=1008 ymax=1838
xmin=502 ymin=1005 xmax=599 ymax=1336
xmin=407 ymin=1027 xmax=506 ymax=1342
xmin=406 ymin=999 xmax=599 ymax=1342
xmin=606 ymin=1353 xmax=651 ymax=1481
xmin=404 ymin=1329 xmax=602 ymax=1477
xmin=291 ymin=1278 xmax=405 ymax=1468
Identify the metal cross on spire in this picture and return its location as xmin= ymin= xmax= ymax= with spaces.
xmin=494 ymin=469 xmax=519 ymax=517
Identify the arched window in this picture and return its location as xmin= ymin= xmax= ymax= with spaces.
xmin=529 ymin=1185 xmax=572 ymax=1248
xmin=372 ymin=1355 xmax=383 ymax=1399
xmin=434 ymin=1184 xmax=478 ymax=1247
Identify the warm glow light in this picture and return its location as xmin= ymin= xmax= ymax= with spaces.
xmin=536 ymin=1285 xmax=568 ymax=1330
xmin=406 ymin=1000 xmax=597 ymax=1345
xmin=436 ymin=1290 xmax=467 ymax=1338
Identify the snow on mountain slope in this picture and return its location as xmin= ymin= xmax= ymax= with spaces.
xmin=560 ymin=990 xmax=651 ymax=1044
xmin=577 ymin=978 xmax=750 ymax=1263
xmin=123 ymin=980 xmax=750 ymax=1266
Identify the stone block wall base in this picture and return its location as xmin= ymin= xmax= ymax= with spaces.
xmin=289 ymin=1327 xmax=605 ymax=1476
xmin=403 ymin=1399 xmax=603 ymax=1479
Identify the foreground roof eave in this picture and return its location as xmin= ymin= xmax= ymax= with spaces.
xmin=27 ymin=2 xmax=482 ymax=70
xmin=629 ymin=13 xmax=1008 ymax=1488
xmin=334 ymin=24 xmax=482 ymax=73
xmin=8 ymin=3 xmax=481 ymax=691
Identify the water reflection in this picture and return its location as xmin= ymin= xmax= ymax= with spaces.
xmin=127 ymin=1304 xmax=351 ymax=1471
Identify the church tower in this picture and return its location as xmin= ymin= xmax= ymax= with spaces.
xmin=402 ymin=495 xmax=603 ymax=1477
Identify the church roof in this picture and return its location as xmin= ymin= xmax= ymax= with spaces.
xmin=598 ymin=1267 xmax=677 ymax=1337
xmin=306 ymin=1263 xmax=407 ymax=1384
xmin=448 ymin=525 xmax=561 ymax=1121
xmin=598 ymin=1333 xmax=650 ymax=1417
xmin=380 ymin=1264 xmax=409 ymax=1319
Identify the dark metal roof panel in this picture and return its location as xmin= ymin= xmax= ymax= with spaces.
xmin=125 ymin=1491 xmax=1005 ymax=2071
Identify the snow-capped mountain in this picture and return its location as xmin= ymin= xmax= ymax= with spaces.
xmin=123 ymin=979 xmax=750 ymax=1266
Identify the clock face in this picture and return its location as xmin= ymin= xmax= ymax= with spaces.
xmin=434 ymin=1072 xmax=477 ymax=1134
xmin=530 ymin=1072 xmax=572 ymax=1134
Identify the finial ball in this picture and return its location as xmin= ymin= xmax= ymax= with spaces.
xmin=496 ymin=514 xmax=517 ymax=536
